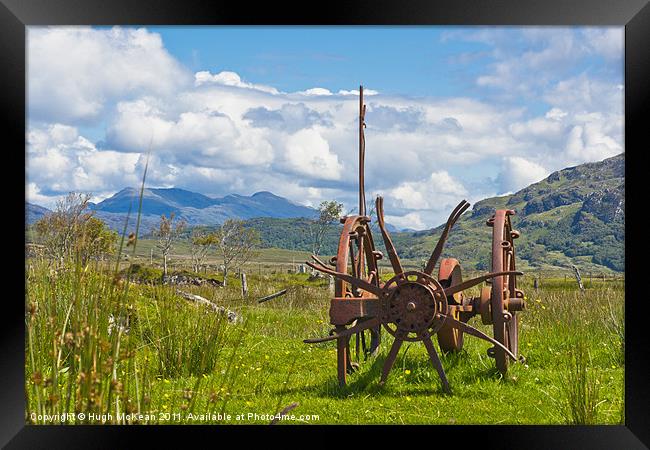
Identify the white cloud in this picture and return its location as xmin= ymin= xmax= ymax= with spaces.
xmin=294 ymin=87 xmax=378 ymax=96
xmin=194 ymin=71 xmax=279 ymax=94
xmin=385 ymin=212 xmax=426 ymax=231
xmin=582 ymin=28 xmax=624 ymax=60
xmin=497 ymin=156 xmax=549 ymax=193
xmin=564 ymin=121 xmax=622 ymax=165
xmin=297 ymin=87 xmax=333 ymax=96
xmin=26 ymin=26 xmax=624 ymax=229
xmin=338 ymin=89 xmax=378 ymax=96
xmin=544 ymin=73 xmax=623 ymax=115
xmin=283 ymin=129 xmax=343 ymax=180
xmin=388 ymin=171 xmax=468 ymax=212
xmin=27 ymin=123 xmax=142 ymax=198
xmin=545 ymin=108 xmax=568 ymax=121
xmin=28 ymin=26 xmax=190 ymax=123
xmin=26 ymin=182 xmax=59 ymax=207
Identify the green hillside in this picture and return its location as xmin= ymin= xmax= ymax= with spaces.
xmin=239 ymin=154 xmax=624 ymax=273
xmin=27 ymin=154 xmax=624 ymax=273
xmin=396 ymin=153 xmax=624 ymax=272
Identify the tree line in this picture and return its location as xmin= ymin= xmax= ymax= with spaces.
xmin=28 ymin=192 xmax=344 ymax=286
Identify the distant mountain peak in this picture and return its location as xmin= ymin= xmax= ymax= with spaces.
xmin=70 ymin=187 xmax=318 ymax=232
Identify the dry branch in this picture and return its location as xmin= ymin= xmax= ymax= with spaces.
xmin=175 ymin=289 xmax=241 ymax=323
xmin=257 ymin=289 xmax=288 ymax=304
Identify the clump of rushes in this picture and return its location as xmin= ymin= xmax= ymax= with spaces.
xmin=26 ymin=153 xmax=247 ymax=424
xmin=26 ymin=250 xmax=142 ymax=423
xmin=560 ymin=338 xmax=605 ymax=424
xmin=26 ymin=154 xmax=150 ymax=424
xmin=140 ymin=284 xmax=242 ymax=379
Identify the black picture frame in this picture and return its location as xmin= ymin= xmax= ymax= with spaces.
xmin=2 ymin=0 xmax=648 ymax=447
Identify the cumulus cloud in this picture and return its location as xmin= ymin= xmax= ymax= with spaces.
xmin=389 ymin=171 xmax=468 ymax=210
xmin=194 ymin=71 xmax=279 ymax=94
xmin=497 ymin=156 xmax=549 ymax=193
xmin=243 ymin=103 xmax=332 ymax=132
xmin=26 ymin=26 xmax=624 ymax=229
xmin=385 ymin=212 xmax=426 ymax=231
xmin=27 ymin=123 xmax=142 ymax=201
xmin=283 ymin=129 xmax=343 ymax=180
xmin=28 ymin=26 xmax=190 ymax=123
xmin=296 ymin=87 xmax=379 ymax=96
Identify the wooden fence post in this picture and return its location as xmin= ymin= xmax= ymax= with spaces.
xmin=241 ymin=272 xmax=248 ymax=298
xmin=571 ymin=265 xmax=585 ymax=292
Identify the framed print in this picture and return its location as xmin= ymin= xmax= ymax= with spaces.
xmin=2 ymin=0 xmax=648 ymax=447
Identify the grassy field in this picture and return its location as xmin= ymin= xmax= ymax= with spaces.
xmin=25 ymin=253 xmax=624 ymax=425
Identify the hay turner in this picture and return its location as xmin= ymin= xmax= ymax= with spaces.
xmin=303 ymin=86 xmax=526 ymax=393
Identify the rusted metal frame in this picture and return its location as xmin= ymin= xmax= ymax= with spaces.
xmin=329 ymin=297 xmax=380 ymax=325
xmin=307 ymin=258 xmax=384 ymax=297
xmin=439 ymin=313 xmax=517 ymax=360
xmin=421 ymin=333 xmax=451 ymax=393
xmin=304 ymin=317 xmax=381 ymax=343
xmin=361 ymin=219 xmax=380 ymax=288
xmin=334 ymin=216 xmax=362 ymax=297
xmin=448 ymin=304 xmax=474 ymax=312
xmin=348 ymin=239 xmax=359 ymax=296
xmin=491 ymin=210 xmax=515 ymax=372
xmin=359 ymin=85 xmax=367 ymax=217
xmin=336 ymin=325 xmax=348 ymax=385
xmin=379 ymin=336 xmax=403 ymax=385
xmin=375 ymin=196 xmax=405 ymax=277
xmin=424 ymin=200 xmax=470 ymax=275
xmin=441 ymin=270 xmax=523 ymax=298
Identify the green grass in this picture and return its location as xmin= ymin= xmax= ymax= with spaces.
xmin=25 ymin=257 xmax=624 ymax=425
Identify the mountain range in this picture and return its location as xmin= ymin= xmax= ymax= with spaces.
xmin=239 ymin=154 xmax=624 ymax=272
xmin=26 ymin=188 xmax=318 ymax=233
xmin=25 ymin=153 xmax=624 ymax=271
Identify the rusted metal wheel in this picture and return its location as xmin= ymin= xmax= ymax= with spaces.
xmin=436 ymin=258 xmax=470 ymax=352
xmin=306 ymin=199 xmax=523 ymax=390
xmin=489 ymin=210 xmax=520 ymax=374
xmin=333 ymin=215 xmax=381 ymax=385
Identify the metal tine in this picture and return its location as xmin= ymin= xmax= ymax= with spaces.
xmin=305 ymin=260 xmax=384 ymax=297
xmin=424 ymin=200 xmax=471 ymax=275
xmin=379 ymin=338 xmax=403 ymax=385
xmin=304 ymin=317 xmax=381 ymax=344
xmin=376 ymin=196 xmax=405 ymax=277
xmin=421 ymin=334 xmax=452 ymax=394
xmin=441 ymin=270 xmax=523 ymax=298
xmin=439 ymin=314 xmax=517 ymax=360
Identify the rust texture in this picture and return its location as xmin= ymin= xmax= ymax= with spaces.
xmin=304 ymin=85 xmax=526 ymax=391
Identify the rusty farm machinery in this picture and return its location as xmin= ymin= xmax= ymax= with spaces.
xmin=304 ymin=86 xmax=526 ymax=393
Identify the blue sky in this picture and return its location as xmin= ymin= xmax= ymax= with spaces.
xmin=26 ymin=26 xmax=623 ymax=229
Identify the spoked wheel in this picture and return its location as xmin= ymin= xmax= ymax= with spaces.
xmin=436 ymin=258 xmax=470 ymax=352
xmin=305 ymin=198 xmax=522 ymax=391
xmin=333 ymin=215 xmax=381 ymax=384
xmin=488 ymin=210 xmax=521 ymax=374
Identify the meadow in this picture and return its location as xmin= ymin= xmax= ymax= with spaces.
xmin=25 ymin=244 xmax=624 ymax=425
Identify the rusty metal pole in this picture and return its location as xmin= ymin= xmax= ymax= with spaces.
xmin=359 ymin=85 xmax=366 ymax=217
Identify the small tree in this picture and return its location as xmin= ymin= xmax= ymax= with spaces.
xmin=307 ymin=200 xmax=343 ymax=256
xmin=33 ymin=192 xmax=117 ymax=266
xmin=76 ymin=216 xmax=118 ymax=265
xmin=152 ymin=212 xmax=186 ymax=277
xmin=189 ymin=228 xmax=216 ymax=273
xmin=214 ymin=219 xmax=261 ymax=287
